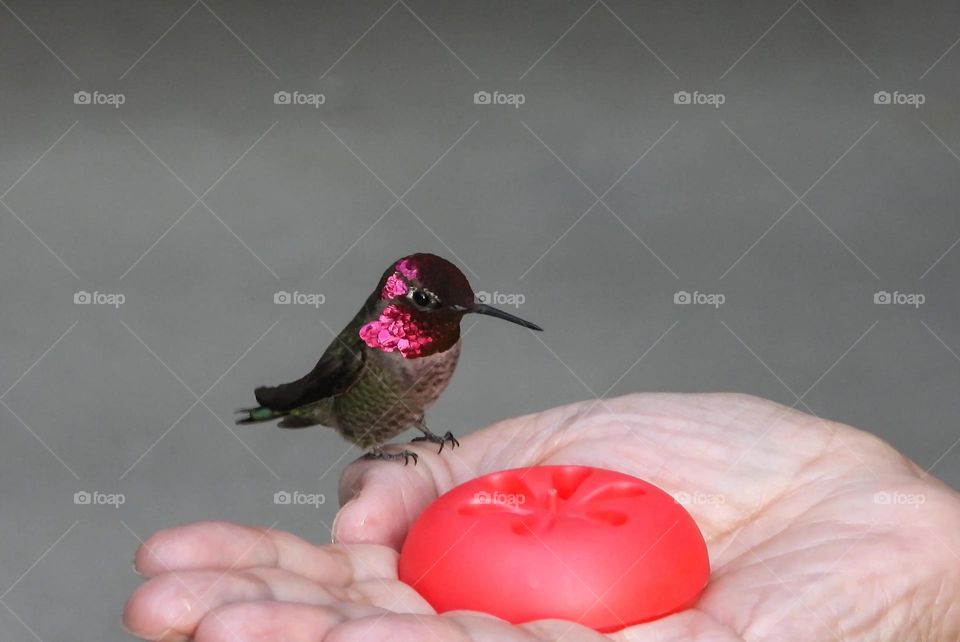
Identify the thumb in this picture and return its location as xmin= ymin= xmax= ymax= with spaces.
xmin=333 ymin=447 xmax=457 ymax=550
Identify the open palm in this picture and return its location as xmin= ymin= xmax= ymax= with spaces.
xmin=124 ymin=393 xmax=960 ymax=641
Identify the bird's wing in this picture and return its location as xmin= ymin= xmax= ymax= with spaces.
xmin=254 ymin=317 xmax=367 ymax=412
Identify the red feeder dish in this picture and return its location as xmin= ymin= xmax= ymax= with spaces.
xmin=398 ymin=465 xmax=710 ymax=632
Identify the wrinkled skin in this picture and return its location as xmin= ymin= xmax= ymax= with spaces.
xmin=124 ymin=393 xmax=960 ymax=641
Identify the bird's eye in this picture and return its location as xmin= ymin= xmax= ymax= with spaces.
xmin=412 ymin=290 xmax=431 ymax=307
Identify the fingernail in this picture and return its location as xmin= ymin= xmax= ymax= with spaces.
xmin=331 ymin=498 xmax=355 ymax=544
xmin=132 ymin=561 xmax=144 ymax=577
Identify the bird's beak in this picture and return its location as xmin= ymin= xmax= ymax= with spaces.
xmin=458 ymin=302 xmax=543 ymax=331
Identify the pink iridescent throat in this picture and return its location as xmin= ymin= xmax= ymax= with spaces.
xmin=358 ymin=258 xmax=434 ymax=358
xmin=359 ymin=304 xmax=434 ymax=357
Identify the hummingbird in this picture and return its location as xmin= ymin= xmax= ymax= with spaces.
xmin=237 ymin=253 xmax=542 ymax=464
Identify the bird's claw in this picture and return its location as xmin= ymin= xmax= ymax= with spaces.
xmin=363 ymin=449 xmax=419 ymax=465
xmin=411 ymin=430 xmax=459 ymax=453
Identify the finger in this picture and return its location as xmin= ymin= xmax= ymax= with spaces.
xmin=124 ymin=566 xmax=430 ymax=640
xmin=194 ymin=601 xmax=381 ymax=642
xmin=193 ymin=604 xmax=729 ymax=642
xmin=334 ymin=445 xmax=456 ymax=549
xmin=134 ymin=521 xmax=398 ymax=583
xmin=331 ymin=611 xmax=726 ymax=642
xmin=323 ymin=611 xmax=566 ymax=642
xmin=125 ymin=567 xmax=334 ymax=641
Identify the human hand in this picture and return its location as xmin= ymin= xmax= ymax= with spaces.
xmin=124 ymin=393 xmax=960 ymax=641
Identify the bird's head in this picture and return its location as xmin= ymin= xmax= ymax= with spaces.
xmin=359 ymin=253 xmax=542 ymax=358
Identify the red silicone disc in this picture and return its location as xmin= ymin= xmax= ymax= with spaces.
xmin=398 ymin=465 xmax=710 ymax=632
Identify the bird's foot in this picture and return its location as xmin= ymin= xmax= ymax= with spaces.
xmin=363 ymin=448 xmax=419 ymax=466
xmin=411 ymin=429 xmax=459 ymax=453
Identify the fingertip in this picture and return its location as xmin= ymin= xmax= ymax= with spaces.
xmin=135 ymin=522 xmax=207 ymax=576
xmin=121 ymin=584 xmax=146 ymax=636
xmin=331 ymin=488 xmax=407 ymax=549
xmin=122 ymin=574 xmax=195 ymax=641
xmin=335 ymin=455 xmax=446 ymax=549
xmin=135 ymin=521 xmax=253 ymax=576
xmin=329 ymin=499 xmax=354 ymax=544
xmin=337 ymin=447 xmax=450 ymax=506
xmin=134 ymin=526 xmax=175 ymax=577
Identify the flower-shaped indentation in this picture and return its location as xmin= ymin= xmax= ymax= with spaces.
xmin=458 ymin=466 xmax=646 ymax=535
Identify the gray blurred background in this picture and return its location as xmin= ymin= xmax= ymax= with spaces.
xmin=2 ymin=1 xmax=959 ymax=638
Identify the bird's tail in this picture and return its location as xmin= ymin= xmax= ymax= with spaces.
xmin=235 ymin=406 xmax=286 ymax=425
